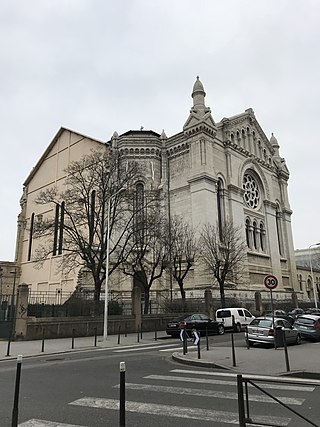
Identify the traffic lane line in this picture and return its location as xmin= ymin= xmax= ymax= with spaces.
xmin=19 ymin=420 xmax=86 ymax=427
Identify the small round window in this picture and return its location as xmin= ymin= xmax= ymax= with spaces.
xmin=243 ymin=174 xmax=260 ymax=209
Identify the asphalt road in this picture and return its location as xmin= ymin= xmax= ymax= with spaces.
xmin=0 ymin=333 xmax=319 ymax=427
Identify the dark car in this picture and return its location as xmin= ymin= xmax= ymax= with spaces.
xmin=288 ymin=308 xmax=305 ymax=319
xmin=294 ymin=314 xmax=320 ymax=341
xmin=246 ymin=316 xmax=301 ymax=347
xmin=304 ymin=308 xmax=320 ymax=315
xmin=263 ymin=309 xmax=295 ymax=325
xmin=166 ymin=313 xmax=225 ymax=337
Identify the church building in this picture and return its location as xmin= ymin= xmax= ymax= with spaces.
xmin=14 ymin=77 xmax=301 ymax=305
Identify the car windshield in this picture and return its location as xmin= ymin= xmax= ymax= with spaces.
xmin=250 ymin=318 xmax=272 ymax=328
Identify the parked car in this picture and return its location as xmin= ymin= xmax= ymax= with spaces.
xmin=288 ymin=308 xmax=305 ymax=319
xmin=215 ymin=308 xmax=255 ymax=332
xmin=263 ymin=309 xmax=295 ymax=325
xmin=304 ymin=308 xmax=320 ymax=315
xmin=294 ymin=314 xmax=320 ymax=341
xmin=246 ymin=316 xmax=301 ymax=347
xmin=166 ymin=313 xmax=225 ymax=337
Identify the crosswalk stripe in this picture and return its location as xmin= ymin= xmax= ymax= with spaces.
xmin=70 ymin=397 xmax=291 ymax=425
xmin=19 ymin=420 xmax=87 ymax=427
xmin=145 ymin=374 xmax=314 ymax=392
xmin=113 ymin=343 xmax=178 ymax=352
xmin=114 ymin=382 xmax=304 ymax=405
xmin=159 ymin=346 xmax=183 ymax=352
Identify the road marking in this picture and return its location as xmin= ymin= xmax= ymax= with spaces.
xmin=113 ymin=343 xmax=179 ymax=352
xmin=146 ymin=374 xmax=315 ymax=392
xmin=159 ymin=346 xmax=183 ymax=352
xmin=19 ymin=420 xmax=86 ymax=427
xmin=170 ymin=369 xmax=316 ymax=392
xmin=70 ymin=397 xmax=291 ymax=425
xmin=114 ymin=382 xmax=304 ymax=405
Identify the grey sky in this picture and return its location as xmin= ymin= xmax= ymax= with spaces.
xmin=1 ymin=0 xmax=319 ymax=260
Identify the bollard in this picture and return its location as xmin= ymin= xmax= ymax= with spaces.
xmin=41 ymin=328 xmax=45 ymax=353
xmin=6 ymin=335 xmax=11 ymax=357
xmin=11 ymin=355 xmax=23 ymax=427
xmin=118 ymin=326 xmax=121 ymax=345
xmin=94 ymin=327 xmax=97 ymax=347
xmin=71 ymin=329 xmax=75 ymax=349
xmin=140 ymin=324 xmax=143 ymax=339
xmin=283 ymin=333 xmax=290 ymax=372
xmin=119 ymin=361 xmax=126 ymax=426
xmin=154 ymin=329 xmax=158 ymax=341
xmin=237 ymin=374 xmax=246 ymax=427
xmin=124 ymin=322 xmax=127 ymax=337
xmin=206 ymin=328 xmax=209 ymax=351
xmin=137 ymin=328 xmax=140 ymax=343
xmin=231 ymin=333 xmax=237 ymax=367
xmin=245 ymin=326 xmax=250 ymax=350
xmin=197 ymin=339 xmax=201 ymax=359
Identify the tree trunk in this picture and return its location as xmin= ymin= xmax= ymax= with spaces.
xmin=218 ymin=280 xmax=226 ymax=308
xmin=178 ymin=279 xmax=186 ymax=300
xmin=93 ymin=280 xmax=101 ymax=316
xmin=144 ymin=288 xmax=150 ymax=314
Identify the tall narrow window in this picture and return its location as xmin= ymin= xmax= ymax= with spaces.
xmin=260 ymin=222 xmax=265 ymax=251
xmin=27 ymin=213 xmax=35 ymax=261
xmin=53 ymin=204 xmax=60 ymax=256
xmin=276 ymin=205 xmax=284 ymax=256
xmin=217 ymin=179 xmax=225 ymax=240
xmin=253 ymin=221 xmax=257 ymax=250
xmin=134 ymin=183 xmax=145 ymax=244
xmin=245 ymin=218 xmax=251 ymax=248
xmin=58 ymin=201 xmax=65 ymax=255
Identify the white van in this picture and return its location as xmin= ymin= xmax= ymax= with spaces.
xmin=215 ymin=308 xmax=255 ymax=332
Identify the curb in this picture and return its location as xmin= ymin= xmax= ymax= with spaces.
xmin=172 ymin=352 xmax=230 ymax=370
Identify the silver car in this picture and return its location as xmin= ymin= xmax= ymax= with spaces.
xmin=246 ymin=316 xmax=301 ymax=347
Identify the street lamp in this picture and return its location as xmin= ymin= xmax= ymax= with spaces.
xmin=308 ymin=243 xmax=320 ymax=309
xmin=103 ymin=188 xmax=124 ymax=341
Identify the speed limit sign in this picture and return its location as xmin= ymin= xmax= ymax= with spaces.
xmin=264 ymin=275 xmax=278 ymax=290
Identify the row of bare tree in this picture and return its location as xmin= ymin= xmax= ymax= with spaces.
xmin=32 ymin=149 xmax=247 ymax=313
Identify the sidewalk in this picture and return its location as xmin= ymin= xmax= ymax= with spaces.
xmin=172 ymin=340 xmax=320 ymax=379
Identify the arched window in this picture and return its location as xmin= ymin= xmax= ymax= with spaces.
xmin=217 ymin=179 xmax=225 ymax=240
xmin=253 ymin=221 xmax=257 ymax=250
xmin=259 ymin=222 xmax=265 ymax=251
xmin=298 ymin=274 xmax=303 ymax=291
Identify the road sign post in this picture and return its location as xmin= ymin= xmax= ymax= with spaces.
xmin=264 ymin=275 xmax=278 ymax=349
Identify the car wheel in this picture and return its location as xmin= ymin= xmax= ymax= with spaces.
xmin=295 ymin=334 xmax=301 ymax=345
xmin=234 ymin=323 xmax=241 ymax=333
xmin=218 ymin=324 xmax=225 ymax=335
xmin=248 ymin=340 xmax=254 ymax=347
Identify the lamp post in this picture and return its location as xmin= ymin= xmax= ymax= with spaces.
xmin=308 ymin=243 xmax=320 ymax=309
xmin=10 ymin=268 xmax=18 ymax=340
xmin=103 ymin=188 xmax=124 ymax=341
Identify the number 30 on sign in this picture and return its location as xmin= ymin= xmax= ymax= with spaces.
xmin=264 ymin=275 xmax=278 ymax=290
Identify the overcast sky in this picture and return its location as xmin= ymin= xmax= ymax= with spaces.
xmin=1 ymin=0 xmax=319 ymax=261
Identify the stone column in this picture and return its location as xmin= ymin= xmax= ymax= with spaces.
xmin=255 ymin=291 xmax=263 ymax=314
xmin=132 ymin=286 xmax=142 ymax=332
xmin=14 ymin=283 xmax=29 ymax=340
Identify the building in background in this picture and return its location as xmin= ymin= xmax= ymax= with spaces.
xmin=13 ymin=77 xmax=303 ymax=305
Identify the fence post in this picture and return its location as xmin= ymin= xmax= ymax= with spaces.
xmin=119 ymin=361 xmax=126 ymax=426
xmin=11 ymin=355 xmax=22 ymax=427
xmin=237 ymin=374 xmax=246 ymax=427
xmin=283 ymin=332 xmax=290 ymax=372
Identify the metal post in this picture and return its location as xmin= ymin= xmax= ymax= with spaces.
xmin=140 ymin=323 xmax=142 ymax=339
xmin=103 ymin=197 xmax=111 ymax=341
xmin=11 ymin=355 xmax=22 ymax=427
xmin=137 ymin=328 xmax=140 ymax=343
xmin=231 ymin=333 xmax=236 ymax=367
xmin=154 ymin=328 xmax=157 ymax=341
xmin=6 ymin=335 xmax=11 ymax=357
xmin=124 ymin=322 xmax=127 ymax=337
xmin=237 ymin=374 xmax=246 ymax=427
xmin=283 ymin=331 xmax=290 ymax=372
xmin=94 ymin=327 xmax=97 ymax=347
xmin=71 ymin=329 xmax=75 ymax=349
xmin=41 ymin=328 xmax=45 ymax=353
xmin=119 ymin=361 xmax=126 ymax=427
xmin=118 ymin=326 xmax=121 ymax=345
xmin=206 ymin=328 xmax=209 ymax=350
xmin=245 ymin=326 xmax=250 ymax=350
xmin=197 ymin=339 xmax=201 ymax=359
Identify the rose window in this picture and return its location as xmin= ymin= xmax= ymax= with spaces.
xmin=243 ymin=174 xmax=260 ymax=209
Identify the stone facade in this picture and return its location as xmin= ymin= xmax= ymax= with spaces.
xmin=14 ymin=77 xmax=308 ymax=305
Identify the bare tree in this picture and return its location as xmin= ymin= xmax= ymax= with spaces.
xmin=200 ymin=221 xmax=247 ymax=308
xmin=33 ymin=148 xmax=145 ymax=309
xmin=123 ymin=206 xmax=169 ymax=314
xmin=168 ymin=216 xmax=199 ymax=300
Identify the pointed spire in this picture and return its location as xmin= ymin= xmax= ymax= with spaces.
xmin=192 ymin=76 xmax=206 ymax=109
xmin=270 ymin=132 xmax=279 ymax=148
xmin=160 ymin=129 xmax=167 ymax=140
